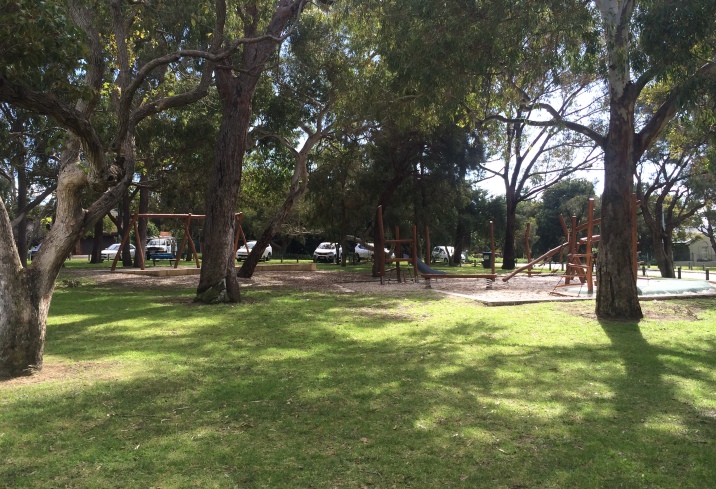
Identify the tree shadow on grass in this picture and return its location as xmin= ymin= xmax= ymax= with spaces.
xmin=590 ymin=318 xmax=716 ymax=487
xmin=4 ymin=290 xmax=716 ymax=488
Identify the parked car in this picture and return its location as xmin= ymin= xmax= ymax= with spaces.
xmin=431 ymin=246 xmax=468 ymax=263
xmin=313 ymin=242 xmax=342 ymax=263
xmin=353 ymin=243 xmax=392 ymax=262
xmin=101 ymin=243 xmax=136 ymax=260
xmin=236 ymin=240 xmax=272 ymax=261
xmin=354 ymin=243 xmax=374 ymax=261
xmin=146 ymin=237 xmax=177 ymax=259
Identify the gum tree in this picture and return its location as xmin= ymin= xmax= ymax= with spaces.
xmin=0 ymin=0 xmax=230 ymax=379
xmin=498 ymin=1 xmax=716 ymax=318
xmin=636 ymin=124 xmax=713 ymax=278
xmin=195 ymin=0 xmax=309 ymax=303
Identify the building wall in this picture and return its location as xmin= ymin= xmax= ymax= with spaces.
xmin=674 ymin=235 xmax=716 ymax=267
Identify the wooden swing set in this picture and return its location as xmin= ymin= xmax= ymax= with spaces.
xmin=110 ymin=212 xmax=248 ymax=271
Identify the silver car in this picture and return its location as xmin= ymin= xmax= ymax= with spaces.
xmin=313 ymin=242 xmax=342 ymax=263
xmin=353 ymin=243 xmax=392 ymax=262
xmin=354 ymin=243 xmax=374 ymax=261
xmin=101 ymin=243 xmax=136 ymax=260
xmin=431 ymin=246 xmax=468 ymax=263
xmin=236 ymin=240 xmax=272 ymax=262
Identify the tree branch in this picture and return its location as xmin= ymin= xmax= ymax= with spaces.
xmin=10 ymin=185 xmax=58 ymax=228
xmin=0 ymin=76 xmax=106 ymax=172
xmin=481 ymin=109 xmax=606 ymax=149
xmin=635 ymin=61 xmax=716 ymax=159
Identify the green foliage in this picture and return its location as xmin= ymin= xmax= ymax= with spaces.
xmin=634 ymin=0 xmax=716 ymax=77
xmin=240 ymin=142 xmax=296 ymax=237
xmin=534 ymin=179 xmax=596 ymax=254
xmin=0 ymin=0 xmax=86 ymax=96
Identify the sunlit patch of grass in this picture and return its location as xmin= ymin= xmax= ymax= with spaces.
xmin=2 ymin=283 xmax=716 ymax=488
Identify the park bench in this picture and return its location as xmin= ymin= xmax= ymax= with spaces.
xmin=149 ymin=253 xmax=176 ymax=266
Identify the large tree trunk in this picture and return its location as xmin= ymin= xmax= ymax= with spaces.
xmin=595 ymin=100 xmax=642 ymax=319
xmin=651 ymin=227 xmax=675 ymax=278
xmin=0 ymin=199 xmax=48 ymax=379
xmin=639 ymin=197 xmax=675 ymax=278
xmin=196 ymin=89 xmax=250 ymax=303
xmin=15 ymin=158 xmax=28 ymax=266
xmin=90 ymin=218 xmax=104 ymax=263
xmin=196 ymin=0 xmax=304 ymax=302
xmin=1 ymin=141 xmax=129 ymax=378
xmin=502 ymin=195 xmax=517 ymax=270
xmin=452 ymin=218 xmax=468 ymax=267
xmin=134 ymin=175 xmax=149 ymax=267
xmin=594 ymin=0 xmax=642 ymax=320
xmin=706 ymin=221 xmax=716 ymax=256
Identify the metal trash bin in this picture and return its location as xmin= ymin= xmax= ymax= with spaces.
xmin=482 ymin=251 xmax=492 ymax=269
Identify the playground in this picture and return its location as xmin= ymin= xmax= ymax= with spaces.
xmin=61 ymin=264 xmax=716 ymax=307
xmin=88 ymin=199 xmax=716 ymax=303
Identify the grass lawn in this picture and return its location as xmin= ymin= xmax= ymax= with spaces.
xmin=2 ymin=273 xmax=716 ymax=488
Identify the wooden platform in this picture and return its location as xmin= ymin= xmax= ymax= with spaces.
xmin=113 ymin=262 xmax=316 ymax=276
xmin=253 ymin=263 xmax=316 ymax=272
xmin=114 ymin=267 xmax=201 ymax=277
xmin=422 ymin=273 xmax=497 ymax=280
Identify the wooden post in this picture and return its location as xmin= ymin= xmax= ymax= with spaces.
xmin=395 ymin=225 xmax=401 ymax=283
xmin=112 ymin=213 xmax=140 ymax=271
xmin=632 ymin=193 xmax=638 ymax=282
xmin=490 ymin=220 xmax=495 ymax=274
xmin=559 ymin=214 xmax=569 ymax=271
xmin=175 ymin=214 xmax=190 ymax=269
xmin=425 ymin=224 xmax=431 ymax=266
xmin=566 ymin=216 xmax=578 ymax=285
xmin=412 ymin=224 xmax=418 ymax=281
xmin=187 ymin=215 xmax=201 ymax=268
xmin=377 ymin=206 xmax=385 ymax=284
xmin=233 ymin=213 xmax=248 ymax=257
xmin=134 ymin=217 xmax=145 ymax=270
xmin=525 ymin=222 xmax=532 ymax=276
xmin=586 ymin=198 xmax=594 ymax=293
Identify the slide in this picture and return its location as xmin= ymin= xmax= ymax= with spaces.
xmin=416 ymin=258 xmax=446 ymax=275
xmin=501 ymin=242 xmax=569 ymax=282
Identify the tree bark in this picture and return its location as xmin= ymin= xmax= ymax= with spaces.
xmin=196 ymin=87 xmax=249 ymax=303
xmin=15 ymin=155 xmax=28 ymax=266
xmin=120 ymin=190 xmax=133 ymax=267
xmin=502 ymin=195 xmax=518 ymax=270
xmin=706 ymin=221 xmax=716 ymax=256
xmin=593 ymin=0 xmax=642 ymax=320
xmin=0 ymin=196 xmax=46 ymax=379
xmin=196 ymin=0 xmax=305 ymax=302
xmin=452 ymin=218 xmax=468 ymax=267
xmin=1 ymin=140 xmax=132 ymax=378
xmin=134 ymin=174 xmax=149 ymax=267
xmin=90 ymin=218 xmax=104 ymax=263
xmin=595 ymin=98 xmax=642 ymax=319
xmin=643 ymin=214 xmax=675 ymax=278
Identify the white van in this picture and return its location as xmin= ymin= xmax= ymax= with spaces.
xmin=431 ymin=246 xmax=468 ymax=263
xmin=146 ymin=237 xmax=178 ymax=259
